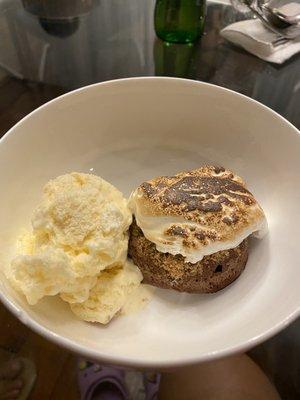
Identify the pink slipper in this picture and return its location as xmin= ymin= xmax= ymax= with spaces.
xmin=78 ymin=361 xmax=129 ymax=400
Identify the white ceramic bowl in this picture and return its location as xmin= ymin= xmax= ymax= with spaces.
xmin=0 ymin=77 xmax=299 ymax=369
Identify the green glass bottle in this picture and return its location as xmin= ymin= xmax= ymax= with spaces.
xmin=154 ymin=0 xmax=206 ymax=44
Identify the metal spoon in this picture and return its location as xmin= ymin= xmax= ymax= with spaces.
xmin=261 ymin=4 xmax=300 ymax=27
xmin=240 ymin=0 xmax=300 ymax=39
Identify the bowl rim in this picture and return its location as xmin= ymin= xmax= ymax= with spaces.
xmin=0 ymin=76 xmax=299 ymax=369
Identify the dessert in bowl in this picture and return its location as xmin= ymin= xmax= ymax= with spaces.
xmin=0 ymin=77 xmax=299 ymax=368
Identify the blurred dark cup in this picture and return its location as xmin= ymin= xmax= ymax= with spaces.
xmin=22 ymin=0 xmax=93 ymax=20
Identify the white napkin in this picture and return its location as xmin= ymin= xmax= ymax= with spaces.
xmin=221 ymin=3 xmax=300 ymax=64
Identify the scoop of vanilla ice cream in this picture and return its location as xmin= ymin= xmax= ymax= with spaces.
xmin=8 ymin=173 xmax=132 ymax=306
xmin=33 ymin=172 xmax=131 ymax=276
xmin=70 ymin=260 xmax=143 ymax=324
xmin=10 ymin=242 xmax=97 ymax=305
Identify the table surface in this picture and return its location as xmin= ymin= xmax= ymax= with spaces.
xmin=0 ymin=0 xmax=299 ymax=399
